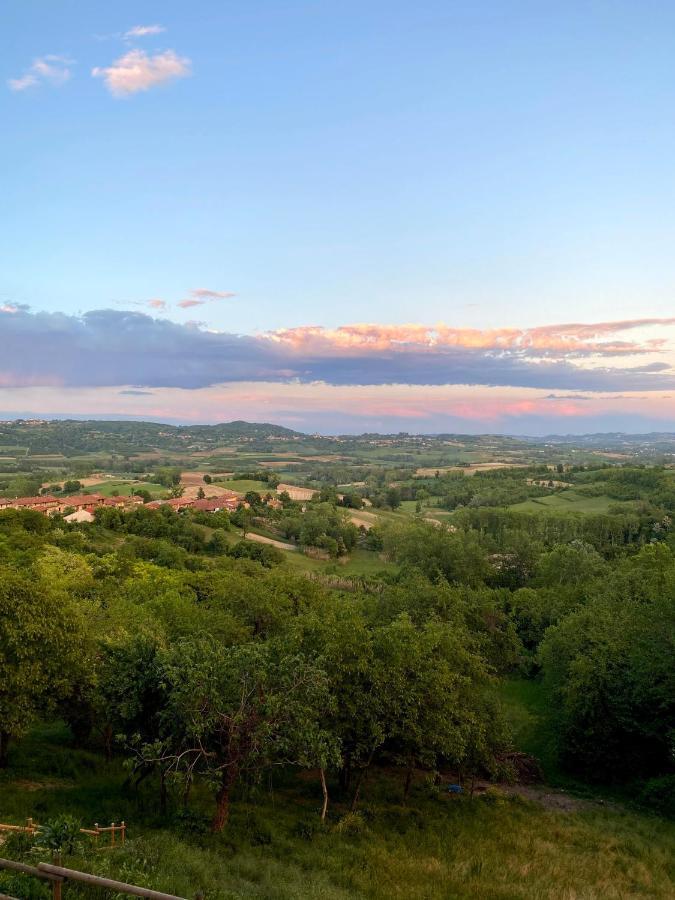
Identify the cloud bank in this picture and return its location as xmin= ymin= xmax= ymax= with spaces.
xmin=1 ymin=307 xmax=674 ymax=394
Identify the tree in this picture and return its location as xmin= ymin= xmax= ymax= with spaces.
xmin=535 ymin=541 xmax=608 ymax=590
xmin=156 ymin=467 xmax=182 ymax=488
xmin=539 ymin=578 xmax=675 ymax=780
xmin=386 ymin=487 xmax=401 ymax=509
xmin=197 ymin=486 xmax=206 ymax=500
xmin=207 ymin=529 xmax=228 ymax=554
xmin=203 ymin=474 xmax=212 ymax=484
xmin=158 ymin=640 xmax=338 ymax=830
xmin=371 ymin=615 xmax=497 ymax=802
xmin=381 ymin=520 xmax=490 ymax=585
xmin=0 ymin=570 xmax=88 ymax=766
xmin=244 ymin=491 xmax=262 ymax=509
xmin=232 ymin=506 xmax=253 ymax=537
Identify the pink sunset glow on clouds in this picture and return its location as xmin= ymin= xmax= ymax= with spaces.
xmin=267 ymin=318 xmax=675 ymax=359
xmin=0 ymin=382 xmax=673 ymax=433
xmin=0 ymin=305 xmax=674 ymax=431
xmin=177 ymin=288 xmax=237 ymax=309
xmin=177 ymin=299 xmax=203 ymax=309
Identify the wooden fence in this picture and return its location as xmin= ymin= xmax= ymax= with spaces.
xmin=0 ymin=818 xmax=126 ymax=849
xmin=0 ymin=857 xmax=201 ymax=900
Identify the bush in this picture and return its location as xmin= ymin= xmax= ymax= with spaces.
xmin=334 ymin=812 xmax=366 ymax=835
xmin=34 ymin=814 xmax=83 ymax=857
xmin=639 ymin=775 xmax=675 ymax=818
xmin=173 ymin=807 xmax=210 ymax=836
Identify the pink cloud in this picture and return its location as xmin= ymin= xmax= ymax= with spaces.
xmin=177 ymin=299 xmax=204 ymax=309
xmin=1 ymin=382 xmax=673 ymax=432
xmin=147 ymin=298 xmax=166 ymax=310
xmin=190 ymin=288 xmax=237 ymax=300
xmin=178 ymin=288 xmax=237 ymax=309
xmin=267 ymin=317 xmax=675 ymax=359
xmin=177 ymin=288 xmax=237 ymax=308
xmin=92 ymin=49 xmax=190 ymax=97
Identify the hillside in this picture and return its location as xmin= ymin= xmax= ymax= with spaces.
xmin=0 ymin=419 xmax=304 ymax=456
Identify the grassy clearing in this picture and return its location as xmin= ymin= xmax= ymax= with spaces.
xmin=397 ymin=501 xmax=455 ymax=522
xmin=217 ymin=479 xmax=270 ymax=494
xmin=499 ymin=678 xmax=561 ymax=781
xmin=280 ymin=547 xmax=396 ymax=577
xmin=509 ymin=491 xmax=618 ymax=514
xmin=85 ymin=479 xmax=166 ymax=498
xmin=1 ymin=724 xmax=673 ymax=899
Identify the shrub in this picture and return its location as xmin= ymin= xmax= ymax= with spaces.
xmin=639 ymin=775 xmax=675 ymax=818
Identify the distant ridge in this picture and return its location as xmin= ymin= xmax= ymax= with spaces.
xmin=529 ymin=432 xmax=675 ymax=443
xmin=0 ymin=419 xmax=306 ymax=456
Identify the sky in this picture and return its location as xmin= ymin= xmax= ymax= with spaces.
xmin=2 ymin=0 xmax=675 ymax=434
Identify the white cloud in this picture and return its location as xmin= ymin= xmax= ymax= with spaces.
xmin=124 ymin=24 xmax=166 ymax=39
xmin=92 ymin=49 xmax=190 ymax=97
xmin=8 ymin=55 xmax=73 ymax=92
xmin=8 ymin=73 xmax=38 ymax=91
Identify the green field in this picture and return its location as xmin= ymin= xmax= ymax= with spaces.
xmin=218 ymin=479 xmax=270 ymax=493
xmin=84 ymin=479 xmax=167 ymax=498
xmin=509 ymin=490 xmax=618 ymax=514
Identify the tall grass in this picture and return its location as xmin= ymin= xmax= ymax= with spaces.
xmin=0 ymin=724 xmax=674 ymax=898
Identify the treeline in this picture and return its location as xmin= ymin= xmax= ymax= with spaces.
xmin=0 ymin=510 xmax=511 ymax=831
xmin=376 ymin=517 xmax=675 ymax=812
xmin=1 ymin=499 xmax=673 ymax=828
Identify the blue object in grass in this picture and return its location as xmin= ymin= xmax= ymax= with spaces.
xmin=447 ymin=784 xmax=463 ymax=794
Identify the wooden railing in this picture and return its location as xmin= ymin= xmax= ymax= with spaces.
xmin=0 ymin=818 xmax=126 ymax=848
xmin=0 ymin=857 xmax=200 ymax=899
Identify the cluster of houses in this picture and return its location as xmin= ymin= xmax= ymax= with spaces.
xmin=0 ymin=489 xmax=252 ymax=523
xmin=0 ymin=492 xmax=144 ymax=517
xmin=0 ymin=480 xmax=316 ymax=525
xmin=145 ymin=494 xmax=250 ymax=513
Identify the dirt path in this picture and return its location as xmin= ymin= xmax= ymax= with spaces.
xmin=245 ymin=532 xmax=298 ymax=551
xmin=500 ymin=784 xmax=616 ymax=812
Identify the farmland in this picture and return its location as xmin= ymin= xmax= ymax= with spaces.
xmin=0 ymin=420 xmax=674 ymax=898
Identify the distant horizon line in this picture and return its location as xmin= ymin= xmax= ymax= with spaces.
xmin=1 ymin=413 xmax=675 ymax=441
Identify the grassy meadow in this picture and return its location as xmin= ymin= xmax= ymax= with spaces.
xmin=508 ymin=490 xmax=619 ymax=514
xmin=1 ymin=723 xmax=674 ymax=900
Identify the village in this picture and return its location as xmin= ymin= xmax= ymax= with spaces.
xmin=0 ymin=481 xmax=318 ymax=523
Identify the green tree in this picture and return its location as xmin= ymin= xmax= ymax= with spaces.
xmin=386 ymin=487 xmax=402 ymax=509
xmin=539 ymin=582 xmax=675 ymax=780
xmin=158 ymin=640 xmax=338 ymax=830
xmin=156 ymin=467 xmax=182 ymax=488
xmin=0 ymin=571 xmax=88 ymax=766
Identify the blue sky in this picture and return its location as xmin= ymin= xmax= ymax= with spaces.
xmin=2 ymin=1 xmax=675 ymax=432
